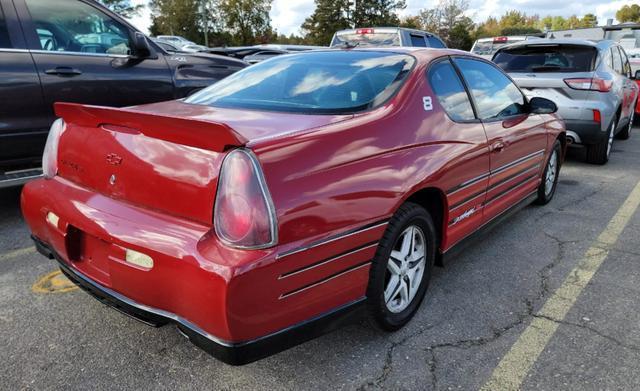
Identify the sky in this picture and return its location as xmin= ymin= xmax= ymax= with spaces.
xmin=128 ymin=0 xmax=638 ymax=37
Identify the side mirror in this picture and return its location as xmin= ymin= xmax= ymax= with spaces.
xmin=529 ymin=97 xmax=557 ymax=114
xmin=131 ymin=32 xmax=152 ymax=59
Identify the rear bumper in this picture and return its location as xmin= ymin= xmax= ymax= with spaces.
xmin=32 ymin=235 xmax=367 ymax=365
xmin=22 ymin=176 xmax=378 ymax=363
xmin=563 ymin=119 xmax=607 ymax=145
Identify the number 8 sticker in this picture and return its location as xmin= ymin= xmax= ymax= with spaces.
xmin=423 ymin=96 xmax=433 ymax=111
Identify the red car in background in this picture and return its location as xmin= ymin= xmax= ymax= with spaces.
xmin=22 ymin=48 xmax=566 ymax=364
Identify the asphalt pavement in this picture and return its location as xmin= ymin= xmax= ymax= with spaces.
xmin=1 ymin=130 xmax=640 ymax=390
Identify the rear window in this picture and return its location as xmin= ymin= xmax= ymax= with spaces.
xmin=185 ymin=51 xmax=415 ymax=114
xmin=331 ymin=32 xmax=400 ymax=48
xmin=0 ymin=5 xmax=11 ymax=48
xmin=494 ymin=45 xmax=597 ymax=73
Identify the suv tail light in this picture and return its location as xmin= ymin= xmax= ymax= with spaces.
xmin=356 ymin=28 xmax=375 ymax=35
xmin=42 ymin=118 xmax=66 ymax=179
xmin=564 ymin=78 xmax=613 ymax=92
xmin=214 ymin=149 xmax=277 ymax=249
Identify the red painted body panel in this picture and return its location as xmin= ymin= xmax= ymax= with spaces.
xmin=22 ymin=48 xmax=565 ymax=346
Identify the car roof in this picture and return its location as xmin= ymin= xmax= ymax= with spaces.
xmin=299 ymin=47 xmax=478 ymax=63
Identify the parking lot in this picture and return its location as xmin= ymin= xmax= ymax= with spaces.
xmin=1 ymin=130 xmax=640 ymax=390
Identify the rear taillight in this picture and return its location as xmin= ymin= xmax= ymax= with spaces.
xmin=42 ymin=118 xmax=66 ymax=179
xmin=564 ymin=78 xmax=613 ymax=92
xmin=214 ymin=149 xmax=277 ymax=249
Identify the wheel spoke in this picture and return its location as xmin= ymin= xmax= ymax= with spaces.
xmin=387 ymin=259 xmax=401 ymax=276
xmin=399 ymin=228 xmax=413 ymax=258
xmin=384 ymin=275 xmax=401 ymax=304
xmin=400 ymin=279 xmax=410 ymax=304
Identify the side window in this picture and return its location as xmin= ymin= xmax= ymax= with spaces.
xmin=426 ymin=36 xmax=446 ymax=48
xmin=453 ymin=58 xmax=526 ymax=121
xmin=410 ymin=34 xmax=427 ymax=47
xmin=24 ymin=0 xmax=131 ymax=55
xmin=428 ymin=59 xmax=475 ymax=121
xmin=619 ymin=47 xmax=632 ymax=77
xmin=0 ymin=4 xmax=11 ymax=48
xmin=611 ymin=47 xmax=623 ymax=74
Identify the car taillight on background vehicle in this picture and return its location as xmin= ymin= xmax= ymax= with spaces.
xmin=356 ymin=28 xmax=375 ymax=35
xmin=42 ymin=118 xmax=66 ymax=179
xmin=564 ymin=78 xmax=613 ymax=92
xmin=214 ymin=149 xmax=277 ymax=249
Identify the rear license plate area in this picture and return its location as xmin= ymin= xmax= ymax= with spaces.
xmin=66 ymin=226 xmax=112 ymax=286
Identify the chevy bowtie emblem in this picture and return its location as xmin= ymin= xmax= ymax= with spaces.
xmin=106 ymin=153 xmax=123 ymax=165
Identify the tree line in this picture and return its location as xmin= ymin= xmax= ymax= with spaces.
xmin=99 ymin=0 xmax=640 ymax=50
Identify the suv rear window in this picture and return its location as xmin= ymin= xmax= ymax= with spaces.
xmin=0 ymin=5 xmax=11 ymax=48
xmin=494 ymin=45 xmax=597 ymax=73
xmin=331 ymin=32 xmax=400 ymax=48
xmin=186 ymin=51 xmax=414 ymax=114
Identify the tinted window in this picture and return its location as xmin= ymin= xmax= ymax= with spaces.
xmin=454 ymin=58 xmax=526 ymax=120
xmin=428 ymin=60 xmax=474 ymax=121
xmin=612 ymin=47 xmax=623 ymax=74
xmin=494 ymin=45 xmax=597 ymax=73
xmin=186 ymin=51 xmax=414 ymax=114
xmin=0 ymin=4 xmax=11 ymax=48
xmin=410 ymin=34 xmax=427 ymax=47
xmin=24 ymin=0 xmax=131 ymax=55
xmin=426 ymin=36 xmax=446 ymax=48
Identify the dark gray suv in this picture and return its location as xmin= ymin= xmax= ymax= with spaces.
xmin=493 ymin=39 xmax=638 ymax=164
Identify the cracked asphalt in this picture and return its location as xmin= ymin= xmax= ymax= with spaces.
xmin=2 ymin=129 xmax=640 ymax=390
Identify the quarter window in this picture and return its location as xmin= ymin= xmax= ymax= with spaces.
xmin=612 ymin=47 xmax=623 ymax=74
xmin=454 ymin=58 xmax=526 ymax=121
xmin=410 ymin=34 xmax=427 ymax=47
xmin=426 ymin=36 xmax=446 ymax=48
xmin=0 ymin=4 xmax=11 ymax=48
xmin=24 ymin=0 xmax=131 ymax=55
xmin=428 ymin=60 xmax=475 ymax=121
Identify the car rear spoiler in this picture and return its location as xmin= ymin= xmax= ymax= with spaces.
xmin=54 ymin=103 xmax=247 ymax=152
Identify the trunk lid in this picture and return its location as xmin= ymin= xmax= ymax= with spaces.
xmin=54 ymin=102 xmax=350 ymax=225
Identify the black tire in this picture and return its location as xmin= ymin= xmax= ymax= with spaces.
xmin=535 ymin=140 xmax=562 ymax=205
xmin=367 ymin=202 xmax=436 ymax=331
xmin=586 ymin=115 xmax=617 ymax=165
xmin=616 ymin=108 xmax=634 ymax=140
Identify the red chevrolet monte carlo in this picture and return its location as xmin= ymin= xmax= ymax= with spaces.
xmin=22 ymin=48 xmax=566 ymax=365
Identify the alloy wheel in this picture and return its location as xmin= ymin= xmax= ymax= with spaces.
xmin=607 ymin=121 xmax=615 ymax=157
xmin=544 ymin=149 xmax=558 ymax=197
xmin=384 ymin=225 xmax=427 ymax=313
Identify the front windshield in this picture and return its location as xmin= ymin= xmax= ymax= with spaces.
xmin=331 ymin=33 xmax=401 ymax=48
xmin=185 ymin=51 xmax=415 ymax=114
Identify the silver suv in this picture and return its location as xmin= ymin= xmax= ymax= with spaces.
xmin=493 ymin=39 xmax=638 ymax=164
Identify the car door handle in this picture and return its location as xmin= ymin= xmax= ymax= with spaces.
xmin=45 ymin=67 xmax=83 ymax=76
xmin=492 ymin=141 xmax=505 ymax=152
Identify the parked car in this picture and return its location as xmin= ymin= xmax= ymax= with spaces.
xmin=155 ymin=35 xmax=195 ymax=49
xmin=470 ymin=36 xmax=540 ymax=60
xmin=0 ymin=0 xmax=247 ymax=187
xmin=23 ymin=48 xmax=565 ymax=364
xmin=242 ymin=49 xmax=289 ymax=64
xmin=181 ymin=44 xmax=210 ymax=53
xmin=330 ymin=27 xmax=446 ymax=48
xmin=493 ymin=39 xmax=639 ymax=164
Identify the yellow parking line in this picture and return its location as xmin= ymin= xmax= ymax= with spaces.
xmin=0 ymin=246 xmax=35 ymax=261
xmin=481 ymin=180 xmax=640 ymax=391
